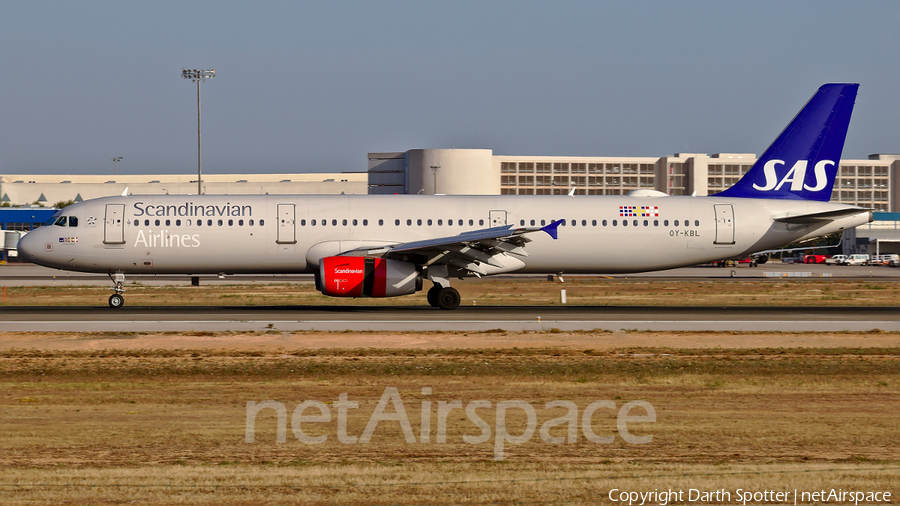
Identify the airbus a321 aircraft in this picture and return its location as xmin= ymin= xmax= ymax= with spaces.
xmin=18 ymin=83 xmax=871 ymax=310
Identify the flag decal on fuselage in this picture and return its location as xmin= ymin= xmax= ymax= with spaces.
xmin=619 ymin=206 xmax=659 ymax=217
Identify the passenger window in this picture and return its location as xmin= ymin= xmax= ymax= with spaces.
xmin=674 ymin=220 xmax=679 ymax=226
xmin=571 ymin=220 xmax=576 ymax=226
xmin=363 ymin=219 xmax=368 ymax=226
xmin=353 ymin=219 xmax=358 ymax=226
xmin=249 ymin=219 xmax=254 ymax=226
xmin=458 ymin=219 xmax=463 ymax=226
xmin=479 ymin=219 xmax=484 ymax=226
xmin=601 ymin=220 xmax=606 ymax=226
xmin=238 ymin=219 xmax=243 ymax=226
xmin=468 ymin=219 xmax=473 ymax=226
xmin=197 ymin=220 xmax=202 ymax=227
xmin=228 ymin=219 xmax=233 ymax=226
xmin=438 ymin=219 xmax=443 ymax=226
xmin=582 ymin=220 xmax=587 ymax=226
xmin=612 ymin=220 xmax=617 ymax=226
xmin=694 ymin=220 xmax=699 ymax=226
xmin=395 ymin=219 xmax=400 ymax=226
xmin=217 ymin=219 xmax=223 ymax=226
xmin=145 ymin=219 xmax=150 ymax=226
xmin=448 ymin=219 xmax=453 ymax=226
xmin=166 ymin=219 xmax=171 ymax=226
xmin=592 ymin=220 xmax=597 ymax=226
xmin=299 ymin=219 xmax=305 ymax=226
xmin=407 ymin=219 xmax=412 ymax=226
xmin=342 ymin=219 xmax=347 ymax=226
xmin=378 ymin=219 xmax=383 ymax=226
xmin=176 ymin=219 xmax=182 ymax=226
xmin=417 ymin=219 xmax=422 ymax=226
xmin=427 ymin=219 xmax=432 ymax=226
xmin=69 ymin=217 xmax=78 ymax=227
xmin=186 ymin=219 xmax=192 ymax=226
xmin=155 ymin=219 xmax=161 ymax=226
xmin=653 ymin=220 xmax=658 ymax=226
xmin=643 ymin=220 xmax=648 ymax=226
xmin=664 ymin=220 xmax=669 ymax=226
xmin=311 ymin=219 xmax=316 ymax=226
xmin=623 ymin=220 xmax=628 ymax=227
xmin=530 ymin=220 xmax=535 ymax=226
xmin=541 ymin=220 xmax=546 ymax=226
xmin=520 ymin=220 xmax=525 ymax=226
xmin=332 ymin=219 xmax=337 ymax=226
xmin=260 ymin=219 xmax=265 ymax=226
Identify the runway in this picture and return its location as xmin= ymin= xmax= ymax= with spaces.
xmin=2 ymin=305 xmax=898 ymax=332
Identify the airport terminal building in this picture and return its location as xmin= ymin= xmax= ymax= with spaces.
xmin=368 ymin=149 xmax=900 ymax=213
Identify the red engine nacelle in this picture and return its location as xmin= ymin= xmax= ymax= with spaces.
xmin=318 ymin=256 xmax=422 ymax=298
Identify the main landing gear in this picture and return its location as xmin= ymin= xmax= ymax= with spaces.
xmin=426 ymin=283 xmax=460 ymax=310
xmin=108 ymin=272 xmax=126 ymax=308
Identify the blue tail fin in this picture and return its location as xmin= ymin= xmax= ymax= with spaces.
xmin=715 ymin=83 xmax=858 ymax=201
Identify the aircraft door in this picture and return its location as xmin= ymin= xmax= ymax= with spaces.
xmin=277 ymin=203 xmax=297 ymax=244
xmin=489 ymin=210 xmax=507 ymax=227
xmin=103 ymin=204 xmax=125 ymax=244
xmin=713 ymin=204 xmax=735 ymax=245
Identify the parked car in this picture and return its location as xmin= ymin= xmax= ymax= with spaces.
xmin=825 ymin=254 xmax=847 ymax=265
xmin=841 ymin=254 xmax=869 ymax=266
xmin=869 ymin=254 xmax=899 ymax=266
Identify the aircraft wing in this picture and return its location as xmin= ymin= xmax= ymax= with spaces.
xmin=340 ymin=220 xmax=562 ymax=276
xmin=774 ymin=207 xmax=871 ymax=224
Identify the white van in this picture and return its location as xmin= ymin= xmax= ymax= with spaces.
xmin=841 ymin=254 xmax=869 ymax=266
xmin=825 ymin=254 xmax=847 ymax=265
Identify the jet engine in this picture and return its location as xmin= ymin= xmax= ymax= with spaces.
xmin=317 ymin=256 xmax=422 ymax=298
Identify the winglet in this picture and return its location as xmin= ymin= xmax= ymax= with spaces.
xmin=541 ymin=219 xmax=563 ymax=240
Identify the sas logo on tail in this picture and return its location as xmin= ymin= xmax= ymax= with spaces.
xmin=752 ymin=160 xmax=834 ymax=192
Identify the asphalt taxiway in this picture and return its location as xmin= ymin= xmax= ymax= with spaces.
xmin=2 ymin=263 xmax=899 ymax=332
xmin=2 ymin=305 xmax=898 ymax=332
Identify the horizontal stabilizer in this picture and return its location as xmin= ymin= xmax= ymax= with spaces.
xmin=774 ymin=207 xmax=871 ymax=224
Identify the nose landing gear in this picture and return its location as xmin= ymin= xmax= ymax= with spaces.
xmin=107 ymin=272 xmax=126 ymax=308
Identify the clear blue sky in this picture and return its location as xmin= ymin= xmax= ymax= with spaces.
xmin=2 ymin=1 xmax=898 ymax=175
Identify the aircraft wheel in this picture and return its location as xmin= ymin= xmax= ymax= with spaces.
xmin=109 ymin=294 xmax=125 ymax=309
xmin=436 ymin=287 xmax=460 ymax=310
xmin=426 ymin=285 xmax=441 ymax=307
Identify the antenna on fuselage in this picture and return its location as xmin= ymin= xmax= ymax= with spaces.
xmin=121 ymin=187 xmax=129 ymax=197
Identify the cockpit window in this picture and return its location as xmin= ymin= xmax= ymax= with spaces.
xmin=54 ymin=216 xmax=68 ymax=227
xmin=45 ymin=216 xmax=60 ymax=226
xmin=68 ymin=216 xmax=78 ymax=227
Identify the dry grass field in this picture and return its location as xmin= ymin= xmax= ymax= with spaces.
xmin=0 ymin=330 xmax=898 ymax=504
xmin=1 ymin=279 xmax=898 ymax=503
xmin=2 ymin=276 xmax=900 ymax=307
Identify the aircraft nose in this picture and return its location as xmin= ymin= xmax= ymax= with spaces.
xmin=16 ymin=230 xmax=39 ymax=262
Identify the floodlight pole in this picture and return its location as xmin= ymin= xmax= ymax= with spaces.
xmin=111 ymin=156 xmax=123 ymax=176
xmin=181 ymin=68 xmax=215 ymax=195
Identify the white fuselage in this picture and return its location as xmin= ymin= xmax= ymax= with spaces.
xmin=19 ymin=194 xmax=870 ymax=275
